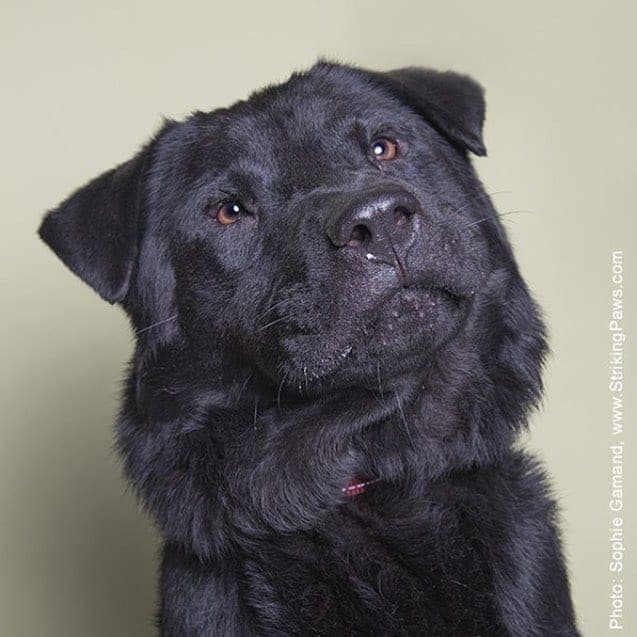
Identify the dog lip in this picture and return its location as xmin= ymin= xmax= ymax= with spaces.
xmin=398 ymin=276 xmax=465 ymax=303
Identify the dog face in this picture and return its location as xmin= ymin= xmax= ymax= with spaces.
xmin=40 ymin=63 xmax=521 ymax=395
xmin=39 ymin=62 xmax=548 ymax=555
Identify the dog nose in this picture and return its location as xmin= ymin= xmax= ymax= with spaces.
xmin=325 ymin=189 xmax=420 ymax=264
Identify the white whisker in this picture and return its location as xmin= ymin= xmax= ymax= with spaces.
xmin=136 ymin=314 xmax=178 ymax=334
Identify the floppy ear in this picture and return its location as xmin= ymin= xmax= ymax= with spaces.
xmin=38 ymin=146 xmax=150 ymax=304
xmin=373 ymin=67 xmax=487 ymax=156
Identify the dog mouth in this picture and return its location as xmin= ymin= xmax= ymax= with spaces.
xmin=388 ymin=280 xmax=464 ymax=306
xmin=367 ymin=282 xmax=465 ymax=345
xmin=273 ymin=281 xmax=467 ymax=389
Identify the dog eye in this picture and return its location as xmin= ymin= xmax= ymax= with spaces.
xmin=215 ymin=200 xmax=244 ymax=226
xmin=370 ymin=137 xmax=398 ymax=161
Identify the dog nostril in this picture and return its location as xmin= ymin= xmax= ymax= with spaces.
xmin=347 ymin=224 xmax=371 ymax=248
xmin=393 ymin=206 xmax=413 ymax=227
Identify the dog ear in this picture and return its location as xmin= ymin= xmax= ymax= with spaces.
xmin=38 ymin=145 xmax=151 ymax=304
xmin=374 ymin=67 xmax=487 ymax=156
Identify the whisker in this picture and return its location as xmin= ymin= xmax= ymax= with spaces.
xmin=136 ymin=314 xmax=178 ymax=334
xmin=258 ymin=315 xmax=290 ymax=332
xmin=394 ymin=388 xmax=414 ymax=448
xmin=277 ymin=369 xmax=290 ymax=410
xmin=452 ymin=190 xmax=511 ymax=215
xmin=256 ymin=297 xmax=289 ymax=321
xmin=235 ymin=372 xmax=253 ymax=402
xmin=253 ymin=398 xmax=259 ymax=429
xmin=462 ymin=209 xmax=534 ymax=230
xmin=256 ymin=276 xmax=288 ymax=320
xmin=500 ymin=209 xmax=534 ymax=221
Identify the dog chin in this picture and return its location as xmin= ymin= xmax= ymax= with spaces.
xmin=276 ymin=332 xmax=357 ymax=389
xmin=274 ymin=286 xmax=466 ymax=390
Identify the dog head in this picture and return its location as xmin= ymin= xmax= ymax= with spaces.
xmin=39 ymin=62 xmax=546 ymax=551
xmin=39 ymin=63 xmax=524 ymax=386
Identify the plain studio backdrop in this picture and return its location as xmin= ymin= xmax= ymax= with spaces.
xmin=1 ymin=1 xmax=635 ymax=635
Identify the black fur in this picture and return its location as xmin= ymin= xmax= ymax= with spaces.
xmin=39 ymin=61 xmax=579 ymax=635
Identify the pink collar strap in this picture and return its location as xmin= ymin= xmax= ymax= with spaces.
xmin=342 ymin=478 xmax=380 ymax=498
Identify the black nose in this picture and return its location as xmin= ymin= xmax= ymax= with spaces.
xmin=325 ymin=188 xmax=420 ymax=265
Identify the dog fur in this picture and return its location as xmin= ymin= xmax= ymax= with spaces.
xmin=39 ymin=61 xmax=579 ymax=636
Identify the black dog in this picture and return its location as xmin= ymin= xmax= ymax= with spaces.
xmin=39 ymin=61 xmax=579 ymax=635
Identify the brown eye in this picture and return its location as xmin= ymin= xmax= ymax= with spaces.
xmin=370 ymin=137 xmax=398 ymax=161
xmin=216 ymin=200 xmax=244 ymax=225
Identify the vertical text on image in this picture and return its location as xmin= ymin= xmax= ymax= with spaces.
xmin=608 ymin=250 xmax=625 ymax=631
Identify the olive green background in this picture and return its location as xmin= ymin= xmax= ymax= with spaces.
xmin=2 ymin=1 xmax=635 ymax=635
